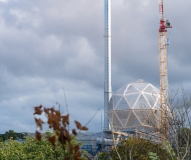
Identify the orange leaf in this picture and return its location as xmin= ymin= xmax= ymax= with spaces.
xmin=50 ymin=107 xmax=54 ymax=113
xmin=44 ymin=107 xmax=51 ymax=115
xmin=74 ymin=120 xmax=82 ymax=130
xmin=80 ymin=126 xmax=88 ymax=131
xmin=62 ymin=114 xmax=69 ymax=127
xmin=55 ymin=110 xmax=60 ymax=117
xmin=35 ymin=131 xmax=42 ymax=141
xmin=74 ymin=120 xmax=88 ymax=131
xmin=34 ymin=105 xmax=43 ymax=115
xmin=74 ymin=151 xmax=82 ymax=160
xmin=48 ymin=135 xmax=56 ymax=147
xmin=58 ymin=132 xmax=67 ymax=145
xmin=35 ymin=118 xmax=44 ymax=130
xmin=74 ymin=145 xmax=80 ymax=152
xmin=72 ymin=129 xmax=77 ymax=135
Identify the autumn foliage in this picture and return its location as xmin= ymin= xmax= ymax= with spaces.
xmin=34 ymin=105 xmax=88 ymax=160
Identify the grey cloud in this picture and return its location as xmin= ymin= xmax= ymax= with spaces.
xmin=0 ymin=0 xmax=190 ymax=133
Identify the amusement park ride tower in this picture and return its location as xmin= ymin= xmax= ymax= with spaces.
xmin=158 ymin=0 xmax=172 ymax=137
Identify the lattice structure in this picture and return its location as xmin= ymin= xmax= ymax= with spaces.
xmin=158 ymin=0 xmax=172 ymax=137
xmin=107 ymin=80 xmax=160 ymax=132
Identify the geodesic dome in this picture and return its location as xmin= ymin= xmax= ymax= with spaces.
xmin=107 ymin=79 xmax=160 ymax=131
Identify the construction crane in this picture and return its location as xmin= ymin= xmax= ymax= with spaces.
xmin=158 ymin=0 xmax=172 ymax=138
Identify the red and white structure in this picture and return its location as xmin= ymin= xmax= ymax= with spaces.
xmin=158 ymin=0 xmax=172 ymax=136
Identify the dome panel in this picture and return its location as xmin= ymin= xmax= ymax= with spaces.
xmin=133 ymin=94 xmax=151 ymax=109
xmin=133 ymin=110 xmax=150 ymax=125
xmin=153 ymin=93 xmax=159 ymax=100
xmin=116 ymin=86 xmax=127 ymax=94
xmin=125 ymin=85 xmax=139 ymax=94
xmin=144 ymin=85 xmax=156 ymax=93
xmin=144 ymin=94 xmax=155 ymax=108
xmin=143 ymin=112 xmax=158 ymax=127
xmin=113 ymin=95 xmax=122 ymax=108
xmin=113 ymin=113 xmax=123 ymax=128
xmin=125 ymin=94 xmax=139 ymax=108
xmin=126 ymin=112 xmax=141 ymax=127
xmin=115 ymin=97 xmax=130 ymax=110
xmin=132 ymin=83 xmax=148 ymax=91
xmin=115 ymin=110 xmax=130 ymax=127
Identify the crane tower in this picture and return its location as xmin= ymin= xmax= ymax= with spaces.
xmin=158 ymin=0 xmax=172 ymax=137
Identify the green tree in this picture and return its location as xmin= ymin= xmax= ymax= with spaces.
xmin=4 ymin=130 xmax=18 ymax=140
xmin=0 ymin=135 xmax=3 ymax=142
xmin=159 ymin=88 xmax=191 ymax=160
xmin=98 ymin=137 xmax=176 ymax=160
xmin=0 ymin=132 xmax=86 ymax=160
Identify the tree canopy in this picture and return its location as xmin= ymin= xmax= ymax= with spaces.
xmin=4 ymin=130 xmax=18 ymax=140
xmin=0 ymin=132 xmax=86 ymax=160
xmin=98 ymin=137 xmax=176 ymax=160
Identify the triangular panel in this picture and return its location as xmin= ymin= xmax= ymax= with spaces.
xmin=133 ymin=94 xmax=151 ymax=109
xmin=116 ymin=86 xmax=127 ymax=95
xmin=152 ymin=93 xmax=159 ymax=100
xmin=153 ymin=102 xmax=160 ymax=109
xmin=151 ymin=85 xmax=159 ymax=93
xmin=143 ymin=85 xmax=155 ymax=93
xmin=116 ymin=96 xmax=130 ymax=110
xmin=126 ymin=112 xmax=141 ymax=127
xmin=113 ymin=113 xmax=123 ymax=128
xmin=125 ymin=94 xmax=139 ymax=108
xmin=144 ymin=94 xmax=155 ymax=108
xmin=113 ymin=95 xmax=122 ymax=109
xmin=125 ymin=85 xmax=139 ymax=94
xmin=115 ymin=110 xmax=130 ymax=127
xmin=153 ymin=110 xmax=160 ymax=122
xmin=143 ymin=112 xmax=157 ymax=127
xmin=133 ymin=110 xmax=150 ymax=125
xmin=132 ymin=83 xmax=148 ymax=91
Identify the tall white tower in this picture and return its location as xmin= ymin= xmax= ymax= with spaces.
xmin=104 ymin=0 xmax=112 ymax=130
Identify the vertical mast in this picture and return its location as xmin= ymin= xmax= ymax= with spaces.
xmin=104 ymin=0 xmax=112 ymax=130
xmin=158 ymin=0 xmax=171 ymax=137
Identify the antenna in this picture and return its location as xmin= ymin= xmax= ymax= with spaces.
xmin=63 ymin=88 xmax=69 ymax=114
xmin=101 ymin=113 xmax=102 ymax=132
xmin=84 ymin=108 xmax=100 ymax=127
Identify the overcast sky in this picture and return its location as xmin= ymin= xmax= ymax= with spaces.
xmin=0 ymin=0 xmax=190 ymax=133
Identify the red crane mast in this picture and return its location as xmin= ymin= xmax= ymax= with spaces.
xmin=158 ymin=0 xmax=172 ymax=138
